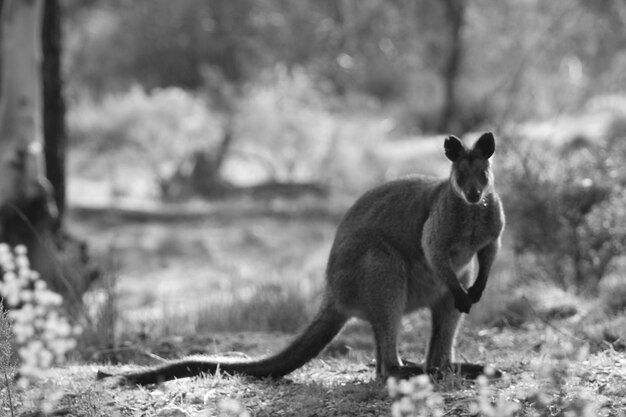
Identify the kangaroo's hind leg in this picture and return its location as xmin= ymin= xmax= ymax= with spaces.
xmin=356 ymin=244 xmax=423 ymax=380
xmin=426 ymin=293 xmax=494 ymax=379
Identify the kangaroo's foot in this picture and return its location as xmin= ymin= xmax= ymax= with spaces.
xmin=428 ymin=363 xmax=502 ymax=380
xmin=386 ymin=362 xmax=502 ymax=380
xmin=386 ymin=364 xmax=426 ymax=380
xmin=96 ymin=370 xmax=130 ymax=387
xmin=400 ymin=358 xmax=420 ymax=368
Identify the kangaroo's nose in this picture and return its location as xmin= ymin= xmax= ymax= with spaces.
xmin=467 ymin=187 xmax=481 ymax=203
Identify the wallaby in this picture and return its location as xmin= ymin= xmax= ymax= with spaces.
xmin=98 ymin=132 xmax=505 ymax=385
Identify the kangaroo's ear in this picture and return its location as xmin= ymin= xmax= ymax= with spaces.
xmin=444 ymin=135 xmax=465 ymax=162
xmin=473 ymin=132 xmax=495 ymax=159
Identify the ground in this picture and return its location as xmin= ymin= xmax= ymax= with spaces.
xmin=14 ymin=324 xmax=626 ymax=416
xmin=6 ymin=127 xmax=626 ymax=415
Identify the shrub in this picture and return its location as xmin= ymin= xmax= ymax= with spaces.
xmin=232 ymin=66 xmax=393 ymax=193
xmin=0 ymin=243 xmax=81 ymax=413
xmin=68 ymin=86 xmax=224 ymax=196
xmin=388 ymin=375 xmax=444 ymax=417
xmin=0 ymin=306 xmax=15 ymax=415
xmin=499 ymin=135 xmax=626 ymax=295
xmin=69 ymin=70 xmax=393 ymax=198
xmin=388 ymin=362 xmax=599 ymax=416
xmin=233 ymin=66 xmax=339 ymax=183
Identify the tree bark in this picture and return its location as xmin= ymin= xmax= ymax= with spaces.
xmin=42 ymin=0 xmax=66 ymax=225
xmin=438 ymin=0 xmax=465 ymax=133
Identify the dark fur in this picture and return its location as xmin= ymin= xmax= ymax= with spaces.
xmin=98 ymin=132 xmax=505 ymax=385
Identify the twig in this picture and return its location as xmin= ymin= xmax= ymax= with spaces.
xmin=7 ymin=203 xmax=82 ymax=307
xmin=142 ymin=351 xmax=168 ymax=363
xmin=4 ymin=371 xmax=15 ymax=417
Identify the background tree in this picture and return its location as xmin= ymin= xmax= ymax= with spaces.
xmin=0 ymin=0 xmax=95 ymax=312
xmin=438 ymin=0 xmax=465 ymax=132
xmin=42 ymin=0 xmax=66 ymax=223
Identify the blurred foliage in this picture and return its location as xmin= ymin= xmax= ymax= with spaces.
xmin=63 ymin=0 xmax=626 ymax=133
xmin=499 ymin=113 xmax=626 ymax=294
xmin=233 ymin=67 xmax=337 ymax=183
xmin=68 ymin=86 xmax=224 ymax=190
xmin=68 ymin=71 xmax=392 ymax=198
xmin=62 ymin=0 xmax=626 ymax=292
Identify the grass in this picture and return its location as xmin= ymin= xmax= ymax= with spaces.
xmin=67 ymin=205 xmax=337 ymax=338
xmin=14 ymin=320 xmax=626 ymax=416
xmin=0 ymin=307 xmax=16 ymax=417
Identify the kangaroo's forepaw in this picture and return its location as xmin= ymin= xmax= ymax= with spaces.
xmin=467 ymin=286 xmax=484 ymax=304
xmin=453 ymin=293 xmax=472 ymax=314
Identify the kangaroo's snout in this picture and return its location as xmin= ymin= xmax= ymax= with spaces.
xmin=466 ymin=187 xmax=481 ymax=204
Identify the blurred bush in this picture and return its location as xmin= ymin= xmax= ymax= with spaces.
xmin=599 ymin=274 xmax=626 ymax=315
xmin=232 ymin=67 xmax=337 ymax=183
xmin=68 ymin=86 xmax=224 ymax=195
xmin=68 ymin=68 xmax=392 ymax=199
xmin=499 ymin=128 xmax=626 ymax=295
xmin=231 ymin=67 xmax=389 ymax=190
xmin=65 ymin=1 xmax=626 ymax=133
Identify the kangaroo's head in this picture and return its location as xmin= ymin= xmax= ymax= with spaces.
xmin=444 ymin=132 xmax=495 ymax=205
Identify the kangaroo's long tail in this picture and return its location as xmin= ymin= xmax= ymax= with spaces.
xmin=98 ymin=298 xmax=348 ymax=385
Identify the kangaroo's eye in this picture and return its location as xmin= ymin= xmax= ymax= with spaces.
xmin=480 ymin=171 xmax=489 ymax=182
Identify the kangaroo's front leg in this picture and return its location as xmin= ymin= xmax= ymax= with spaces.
xmin=422 ymin=219 xmax=472 ymax=314
xmin=467 ymin=240 xmax=500 ymax=304
xmin=426 ymin=254 xmax=472 ymax=314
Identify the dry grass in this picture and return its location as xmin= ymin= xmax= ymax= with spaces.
xmin=13 ymin=321 xmax=626 ymax=416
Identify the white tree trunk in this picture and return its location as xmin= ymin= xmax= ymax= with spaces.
xmin=0 ymin=0 xmax=65 ymax=297
xmin=0 ymin=0 xmax=48 ymax=206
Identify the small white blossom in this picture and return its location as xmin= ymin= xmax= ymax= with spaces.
xmin=16 ymin=255 xmax=30 ymax=270
xmin=14 ymin=245 xmax=28 ymax=256
xmin=0 ymin=243 xmax=82 ymax=393
xmin=4 ymin=271 xmax=17 ymax=282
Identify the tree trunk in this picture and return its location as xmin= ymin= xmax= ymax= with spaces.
xmin=0 ymin=0 xmax=98 ymax=313
xmin=42 ymin=0 xmax=66 ymax=225
xmin=0 ymin=0 xmax=53 ymax=211
xmin=438 ymin=0 xmax=465 ymax=133
xmin=0 ymin=0 xmax=58 ymax=286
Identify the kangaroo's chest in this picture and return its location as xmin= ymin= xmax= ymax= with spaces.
xmin=453 ymin=211 xmax=499 ymax=257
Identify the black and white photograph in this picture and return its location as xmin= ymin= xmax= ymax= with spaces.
xmin=0 ymin=1 xmax=625 ymax=415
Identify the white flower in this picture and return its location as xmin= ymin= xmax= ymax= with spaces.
xmin=4 ymin=271 xmax=17 ymax=282
xmin=37 ymin=348 xmax=54 ymax=368
xmin=29 ymin=270 xmax=40 ymax=282
xmin=14 ymin=245 xmax=28 ymax=256
xmin=0 ymin=242 xmax=80 ymax=390
xmin=16 ymin=255 xmax=30 ymax=270
xmin=20 ymin=289 xmax=33 ymax=303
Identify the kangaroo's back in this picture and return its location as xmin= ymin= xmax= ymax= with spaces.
xmin=330 ymin=176 xmax=447 ymax=263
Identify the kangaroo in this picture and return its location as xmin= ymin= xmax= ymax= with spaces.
xmin=98 ymin=132 xmax=505 ymax=385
